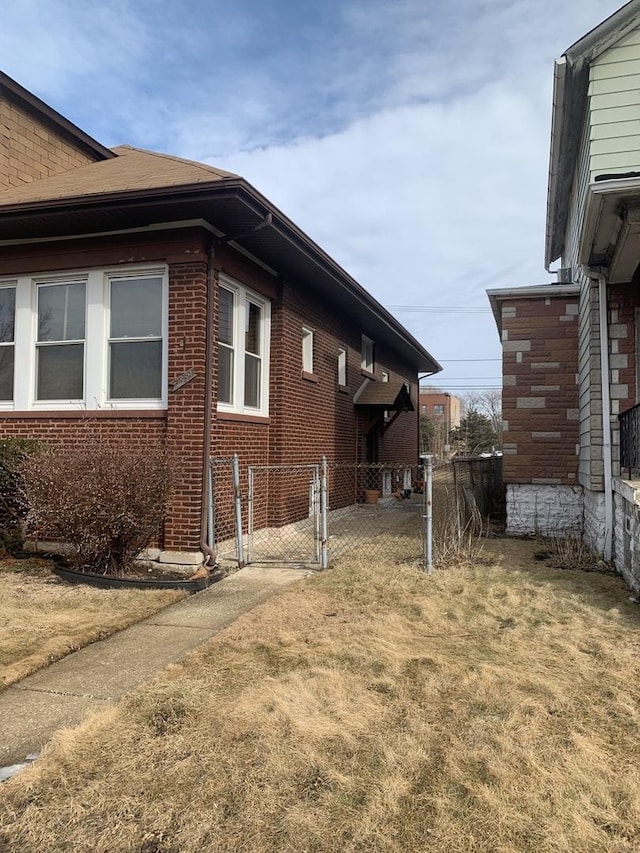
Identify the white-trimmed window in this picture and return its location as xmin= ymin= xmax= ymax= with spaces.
xmin=337 ymin=347 xmax=347 ymax=386
xmin=217 ymin=275 xmax=270 ymax=416
xmin=2 ymin=264 xmax=168 ymax=411
xmin=109 ymin=275 xmax=163 ymax=400
xmin=0 ymin=287 xmax=15 ymax=402
xmin=302 ymin=326 xmax=314 ymax=374
xmin=361 ymin=334 xmax=374 ymax=373
xmin=381 ymin=370 xmax=389 ymax=383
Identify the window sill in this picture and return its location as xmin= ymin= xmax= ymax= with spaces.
xmin=338 ymin=384 xmax=350 ymax=395
xmin=216 ymin=411 xmax=270 ymax=424
xmin=302 ymin=371 xmax=319 ymax=383
xmin=0 ymin=409 xmax=167 ymax=419
xmin=361 ymin=368 xmax=376 ymax=379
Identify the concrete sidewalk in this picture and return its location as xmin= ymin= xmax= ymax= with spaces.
xmin=0 ymin=565 xmax=308 ymax=768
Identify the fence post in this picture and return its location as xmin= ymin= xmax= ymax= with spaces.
xmin=421 ymin=454 xmax=433 ymax=573
xmin=232 ymin=453 xmax=244 ymax=567
xmin=320 ymin=456 xmax=329 ymax=569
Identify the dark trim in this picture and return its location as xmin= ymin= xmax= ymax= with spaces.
xmin=302 ymin=371 xmax=319 ymax=383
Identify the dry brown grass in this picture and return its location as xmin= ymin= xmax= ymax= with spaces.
xmin=1 ymin=537 xmax=640 ymax=852
xmin=0 ymin=557 xmax=186 ymax=688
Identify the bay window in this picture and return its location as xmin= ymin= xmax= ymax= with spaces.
xmin=0 ymin=264 xmax=167 ymax=411
xmin=217 ymin=275 xmax=270 ymax=416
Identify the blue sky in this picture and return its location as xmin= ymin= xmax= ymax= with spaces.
xmin=0 ymin=0 xmax=627 ymax=397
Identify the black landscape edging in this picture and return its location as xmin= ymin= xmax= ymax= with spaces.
xmin=52 ymin=565 xmax=218 ymax=592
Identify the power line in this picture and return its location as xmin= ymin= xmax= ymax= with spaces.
xmin=388 ymin=305 xmax=491 ymax=313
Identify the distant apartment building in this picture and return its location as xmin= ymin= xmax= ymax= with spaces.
xmin=419 ymin=391 xmax=461 ymax=428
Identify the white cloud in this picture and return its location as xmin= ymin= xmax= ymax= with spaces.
xmin=0 ymin=0 xmax=626 ymax=389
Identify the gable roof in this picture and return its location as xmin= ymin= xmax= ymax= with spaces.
xmin=545 ymin=0 xmax=640 ymax=268
xmin=0 ymin=71 xmax=114 ymax=163
xmin=0 ymin=145 xmax=237 ymax=206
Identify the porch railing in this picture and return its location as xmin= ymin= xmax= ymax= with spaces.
xmin=619 ymin=403 xmax=640 ymax=476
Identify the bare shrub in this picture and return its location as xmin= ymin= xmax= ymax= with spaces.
xmin=22 ymin=443 xmax=172 ymax=574
xmin=545 ymin=535 xmax=614 ymax=574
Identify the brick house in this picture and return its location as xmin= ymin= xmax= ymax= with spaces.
xmin=488 ymin=0 xmax=640 ymax=594
xmin=0 ymin=71 xmax=441 ymax=566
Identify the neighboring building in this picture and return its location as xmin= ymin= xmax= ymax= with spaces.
xmin=418 ymin=390 xmax=461 ymax=429
xmin=488 ymin=0 xmax=640 ymax=594
xmin=0 ymin=71 xmax=441 ymax=566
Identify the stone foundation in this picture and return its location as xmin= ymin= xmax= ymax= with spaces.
xmin=506 ymin=484 xmax=583 ymax=536
xmin=613 ymin=480 xmax=640 ymax=597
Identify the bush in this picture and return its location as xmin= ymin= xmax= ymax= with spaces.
xmin=22 ymin=443 xmax=173 ymax=574
xmin=0 ymin=437 xmax=38 ymax=554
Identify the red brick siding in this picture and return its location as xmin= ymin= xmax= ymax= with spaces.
xmin=1 ymin=230 xmax=422 ymax=549
xmin=501 ymin=295 xmax=579 ymax=485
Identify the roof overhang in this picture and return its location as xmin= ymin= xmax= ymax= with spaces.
xmin=487 ymin=282 xmax=580 ymax=335
xmin=0 ymin=179 xmax=441 ymax=374
xmin=545 ymin=0 xmax=640 ymax=268
xmin=578 ymin=176 xmax=640 ymax=283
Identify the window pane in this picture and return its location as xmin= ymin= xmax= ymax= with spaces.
xmin=110 ymin=341 xmax=162 ymax=399
xmin=0 ymin=289 xmax=15 ymax=344
xmin=0 ymin=347 xmax=14 ymax=401
xmin=218 ymin=346 xmax=233 ymax=404
xmin=38 ymin=283 xmax=85 ymax=342
xmin=219 ymin=288 xmax=234 ymax=346
xmin=338 ymin=348 xmax=346 ymax=385
xmin=245 ymin=302 xmax=261 ymax=355
xmin=37 ymin=344 xmax=84 ymax=400
xmin=111 ymin=278 xmax=162 ymax=338
xmin=244 ymin=353 xmax=260 ymax=407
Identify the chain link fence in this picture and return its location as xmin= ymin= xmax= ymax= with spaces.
xmin=208 ymin=454 xmax=503 ymax=570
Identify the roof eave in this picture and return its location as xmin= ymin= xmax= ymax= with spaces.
xmin=0 ymin=178 xmax=441 ymax=375
xmin=487 ymin=282 xmax=581 ymax=335
xmin=545 ymin=0 xmax=640 ymax=268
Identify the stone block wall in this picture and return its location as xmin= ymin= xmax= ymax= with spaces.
xmin=501 ymin=294 xmax=579 ymax=486
xmin=505 ymin=483 xmax=583 ymax=536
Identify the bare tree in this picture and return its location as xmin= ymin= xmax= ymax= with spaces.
xmin=463 ymin=390 xmax=502 ymax=449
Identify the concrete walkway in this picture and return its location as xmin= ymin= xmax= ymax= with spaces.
xmin=0 ymin=565 xmax=308 ymax=768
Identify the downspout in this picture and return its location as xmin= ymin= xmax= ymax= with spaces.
xmin=199 ymin=244 xmax=217 ymax=568
xmin=581 ymin=265 xmax=613 ymax=560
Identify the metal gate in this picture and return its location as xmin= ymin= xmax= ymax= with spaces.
xmin=247 ymin=463 xmax=323 ymax=565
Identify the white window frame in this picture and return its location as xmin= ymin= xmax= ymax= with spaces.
xmin=381 ymin=370 xmax=389 ymax=383
xmin=4 ymin=264 xmax=168 ymax=412
xmin=361 ymin=334 xmax=375 ymax=374
xmin=302 ymin=326 xmax=314 ymax=374
xmin=0 ymin=284 xmax=16 ymax=407
xmin=337 ymin=346 xmax=347 ymax=386
xmin=217 ymin=274 xmax=270 ymax=417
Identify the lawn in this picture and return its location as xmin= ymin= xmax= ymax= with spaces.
xmin=0 ymin=556 xmax=186 ymax=689
xmin=1 ymin=538 xmax=639 ymax=852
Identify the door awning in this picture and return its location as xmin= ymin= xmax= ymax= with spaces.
xmin=353 ymin=380 xmax=414 ymax=435
xmin=353 ymin=379 xmax=414 ymax=412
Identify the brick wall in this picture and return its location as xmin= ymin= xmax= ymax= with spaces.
xmin=1 ymin=230 xmax=422 ymax=552
xmin=0 ymin=93 xmax=101 ymax=189
xmin=501 ymin=294 xmax=579 ymax=485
